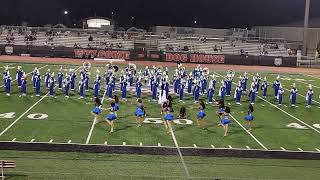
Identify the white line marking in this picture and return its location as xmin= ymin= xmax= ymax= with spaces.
xmin=12 ymin=138 xmax=16 ymax=142
xmin=68 ymin=140 xmax=72 ymax=144
xmin=228 ymin=145 xmax=233 ymax=149
xmin=246 ymin=146 xmax=251 ymax=149
xmin=139 ymin=142 xmax=143 ymax=146
xmin=30 ymin=139 xmax=35 ymax=142
xmin=258 ymin=96 xmax=320 ymax=134
xmin=229 ymin=114 xmax=268 ymax=150
xmin=49 ymin=139 xmax=53 ymax=143
xmin=211 ymin=145 xmax=215 ymax=148
xmin=123 ymin=142 xmax=126 ymax=146
xmin=284 ymin=105 xmax=287 ymax=107
xmin=193 ymin=144 xmax=197 ymax=148
xmin=282 ymin=74 xmax=320 ymax=89
xmin=261 ymin=104 xmax=265 ymax=107
xmin=169 ymin=128 xmax=190 ymax=177
xmin=0 ymin=65 xmax=48 ymax=88
xmin=104 ymin=141 xmax=108 ymax=145
xmin=86 ymin=89 xmax=108 ymax=144
xmin=228 ymin=103 xmax=231 ymax=106
xmin=281 ymin=147 xmax=286 ymax=151
xmin=158 ymin=143 xmax=161 ymax=147
xmin=304 ymin=74 xmax=320 ymax=80
xmin=316 ymin=148 xmax=320 ymax=152
xmin=298 ymin=148 xmax=303 ymax=152
xmin=0 ymin=65 xmax=81 ymax=137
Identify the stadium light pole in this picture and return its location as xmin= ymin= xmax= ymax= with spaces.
xmin=302 ymin=0 xmax=310 ymax=56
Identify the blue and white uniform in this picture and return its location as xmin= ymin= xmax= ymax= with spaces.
xmin=79 ymin=80 xmax=85 ymax=99
xmin=16 ymin=67 xmax=24 ymax=87
xmin=197 ymin=106 xmax=206 ymax=119
xmin=21 ymin=76 xmax=27 ymax=96
xmin=106 ymin=107 xmax=117 ymax=121
xmin=152 ymin=81 xmax=158 ymax=101
xmin=5 ymin=76 xmax=11 ymax=96
xmin=70 ymin=71 xmax=77 ymax=91
xmin=48 ymin=75 xmax=55 ymax=97
xmin=63 ymin=75 xmax=70 ymax=97
xmin=94 ymin=78 xmax=100 ymax=98
xmin=193 ymin=82 xmax=200 ymax=103
xmin=218 ymin=81 xmax=226 ymax=101
xmin=58 ymin=68 xmax=63 ymax=90
xmin=290 ymin=84 xmax=298 ymax=106
xmin=179 ymin=80 xmax=185 ymax=101
xmin=306 ymin=86 xmax=313 ymax=107
xmin=249 ymin=83 xmax=256 ymax=105
xmin=35 ymin=74 xmax=41 ymax=97
xmin=136 ymin=80 xmax=142 ymax=99
xmin=207 ymin=79 xmax=215 ymax=104
xmin=44 ymin=70 xmax=51 ymax=90
xmin=261 ymin=79 xmax=269 ymax=98
xmin=273 ymin=78 xmax=281 ymax=98
xmin=225 ymin=78 xmax=232 ymax=97
xmin=187 ymin=74 xmax=193 ymax=94
xmin=277 ymin=87 xmax=284 ymax=106
xmin=241 ymin=73 xmax=249 ymax=94
xmin=234 ymin=83 xmax=243 ymax=105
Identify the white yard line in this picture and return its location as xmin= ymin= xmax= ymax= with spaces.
xmin=280 ymin=147 xmax=286 ymax=151
xmin=0 ymin=65 xmax=48 ymax=88
xmin=229 ymin=114 xmax=268 ymax=150
xmin=258 ymin=96 xmax=320 ymax=134
xmin=85 ymin=88 xmax=107 ymax=144
xmin=0 ymin=65 xmax=81 ymax=137
xmin=304 ymin=74 xmax=320 ymax=80
xmin=281 ymin=74 xmax=320 ymax=89
xmin=214 ymin=72 xmax=268 ymax=150
xmin=250 ymin=74 xmax=320 ymax=105
xmin=170 ymin=128 xmax=190 ymax=177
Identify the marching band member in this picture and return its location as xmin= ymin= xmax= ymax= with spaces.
xmin=273 ymin=75 xmax=281 ymax=99
xmin=79 ymin=79 xmax=85 ymax=99
xmin=179 ymin=79 xmax=185 ymax=102
xmin=16 ymin=66 xmax=24 ymax=87
xmin=218 ymin=80 xmax=226 ymax=101
xmin=193 ymin=80 xmax=201 ymax=103
xmin=306 ymin=84 xmax=313 ymax=108
xmin=84 ymin=71 xmax=90 ymax=92
xmin=44 ymin=69 xmax=51 ymax=90
xmin=187 ymin=72 xmax=193 ymax=94
xmin=3 ymin=65 xmax=9 ymax=87
xmin=63 ymin=73 xmax=70 ymax=98
xmin=136 ymin=77 xmax=142 ymax=99
xmin=93 ymin=75 xmax=101 ymax=98
xmin=70 ymin=69 xmax=77 ymax=91
xmin=241 ymin=72 xmax=249 ymax=94
xmin=58 ymin=66 xmax=63 ymax=90
xmin=200 ymin=75 xmax=207 ymax=95
xmin=48 ymin=72 xmax=55 ymax=97
xmin=5 ymin=73 xmax=11 ymax=96
xmin=21 ymin=75 xmax=27 ymax=96
xmin=254 ymin=73 xmax=261 ymax=94
xmin=290 ymin=83 xmax=298 ymax=107
xmin=151 ymin=79 xmax=158 ymax=101
xmin=32 ymin=67 xmax=39 ymax=89
xmin=249 ymin=82 xmax=256 ymax=105
xmin=34 ymin=73 xmax=41 ymax=97
xmin=234 ymin=81 xmax=243 ymax=105
xmin=207 ymin=79 xmax=215 ymax=104
xmin=143 ymin=66 xmax=150 ymax=85
xmin=225 ymin=75 xmax=232 ymax=97
xmin=107 ymin=78 xmax=114 ymax=99
xmin=120 ymin=74 xmax=128 ymax=101
xmin=277 ymin=85 xmax=284 ymax=106
xmin=261 ymin=77 xmax=269 ymax=98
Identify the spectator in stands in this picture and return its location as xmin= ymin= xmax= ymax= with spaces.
xmin=240 ymin=49 xmax=245 ymax=56
xmin=118 ymin=43 xmax=123 ymax=49
xmin=88 ymin=35 xmax=93 ymax=42
xmin=214 ymin=45 xmax=218 ymax=52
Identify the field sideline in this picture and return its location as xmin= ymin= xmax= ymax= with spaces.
xmin=0 ymin=56 xmax=320 ymax=179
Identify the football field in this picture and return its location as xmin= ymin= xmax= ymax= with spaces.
xmin=1 ymin=60 xmax=320 ymax=179
xmin=0 ymin=61 xmax=319 ymax=152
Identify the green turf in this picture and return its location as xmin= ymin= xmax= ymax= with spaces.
xmin=0 ymin=62 xmax=319 ymax=152
xmin=1 ymin=150 xmax=320 ymax=179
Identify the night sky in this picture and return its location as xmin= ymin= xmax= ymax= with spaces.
xmin=0 ymin=0 xmax=319 ymax=29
